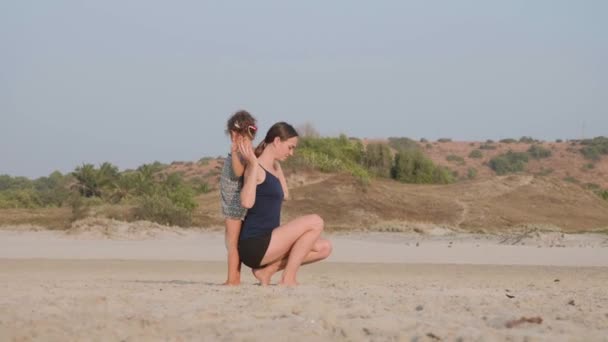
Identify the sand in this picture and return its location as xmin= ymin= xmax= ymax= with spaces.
xmin=1 ymin=224 xmax=607 ymax=341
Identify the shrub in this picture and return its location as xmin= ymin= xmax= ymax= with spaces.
xmin=437 ymin=138 xmax=452 ymax=143
xmin=489 ymin=151 xmax=529 ymax=175
xmin=387 ymin=137 xmax=419 ymax=152
xmin=499 ymin=138 xmax=517 ymax=144
xmin=446 ymin=155 xmax=465 ymax=165
xmin=362 ymin=143 xmax=393 ymax=178
xmin=563 ymin=176 xmax=579 ymax=184
xmin=581 ymin=146 xmax=602 ymax=161
xmin=198 ymin=157 xmax=214 ymax=166
xmin=0 ymin=189 xmax=42 ymax=209
xmin=190 ymin=177 xmax=212 ymax=194
xmin=467 ymin=167 xmax=477 ymax=180
xmin=579 ymin=136 xmax=608 ymax=161
xmin=391 ymin=149 xmax=453 ymax=184
xmin=284 ymin=135 xmax=370 ymax=182
xmin=486 ymin=139 xmax=494 ymax=143
xmin=134 ymin=194 xmax=193 ymax=227
xmin=468 ymin=149 xmax=483 ymax=159
xmin=527 ymin=145 xmax=552 ymax=159
xmin=519 ymin=136 xmax=536 ymax=143
xmin=536 ymin=167 xmax=554 ymax=176
xmin=420 ymin=138 xmax=428 ymax=143
xmin=596 ymin=189 xmax=608 ymax=201
xmin=479 ymin=143 xmax=497 ymax=150
xmin=556 ymin=139 xmax=563 ymax=143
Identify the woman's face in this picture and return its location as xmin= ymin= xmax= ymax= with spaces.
xmin=276 ymin=136 xmax=298 ymax=161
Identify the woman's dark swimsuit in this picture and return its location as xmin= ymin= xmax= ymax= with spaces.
xmin=238 ymin=165 xmax=284 ymax=269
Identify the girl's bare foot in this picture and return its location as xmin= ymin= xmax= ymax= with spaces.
xmin=223 ymin=272 xmax=241 ymax=286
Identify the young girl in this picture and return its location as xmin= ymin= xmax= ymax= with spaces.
xmin=220 ymin=110 xmax=257 ymax=285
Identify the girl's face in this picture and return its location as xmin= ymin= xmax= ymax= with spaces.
xmin=275 ymin=136 xmax=298 ymax=161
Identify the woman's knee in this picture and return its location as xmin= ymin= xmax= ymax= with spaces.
xmin=307 ymin=214 xmax=324 ymax=232
xmin=320 ymin=239 xmax=332 ymax=257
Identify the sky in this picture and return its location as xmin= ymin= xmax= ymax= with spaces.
xmin=1 ymin=1 xmax=607 ymax=178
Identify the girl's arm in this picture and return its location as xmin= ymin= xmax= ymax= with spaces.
xmin=274 ymin=161 xmax=289 ymax=201
xmin=231 ymin=151 xmax=246 ymax=177
xmin=239 ymin=140 xmax=259 ymax=209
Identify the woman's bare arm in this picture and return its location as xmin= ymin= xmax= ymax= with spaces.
xmin=239 ymin=140 xmax=259 ymax=209
xmin=230 ymin=134 xmax=246 ymax=177
xmin=274 ymin=161 xmax=289 ymax=201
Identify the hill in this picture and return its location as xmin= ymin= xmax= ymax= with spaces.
xmin=1 ymin=138 xmax=608 ymax=232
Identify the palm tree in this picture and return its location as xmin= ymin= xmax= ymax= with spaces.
xmin=71 ymin=164 xmax=99 ymax=197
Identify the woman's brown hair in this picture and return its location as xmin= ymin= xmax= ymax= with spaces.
xmin=255 ymin=122 xmax=299 ymax=157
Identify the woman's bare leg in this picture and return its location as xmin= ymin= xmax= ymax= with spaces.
xmin=223 ymin=219 xmax=242 ymax=285
xmin=252 ymin=214 xmax=330 ymax=286
xmin=252 ymin=238 xmax=332 ymax=285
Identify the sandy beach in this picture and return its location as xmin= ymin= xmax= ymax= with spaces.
xmin=1 ymin=225 xmax=607 ymax=341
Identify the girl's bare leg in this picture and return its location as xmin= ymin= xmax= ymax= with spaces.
xmin=224 ymin=219 xmax=243 ymax=285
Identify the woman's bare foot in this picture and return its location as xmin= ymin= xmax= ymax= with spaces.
xmin=279 ymin=274 xmax=299 ymax=287
xmin=278 ymin=280 xmax=299 ymax=287
xmin=252 ymin=264 xmax=279 ymax=286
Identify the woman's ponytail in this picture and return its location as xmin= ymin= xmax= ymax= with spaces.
xmin=255 ymin=141 xmax=267 ymax=157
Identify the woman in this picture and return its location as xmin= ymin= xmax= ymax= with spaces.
xmin=237 ymin=122 xmax=332 ymax=286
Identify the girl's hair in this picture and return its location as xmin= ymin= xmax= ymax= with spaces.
xmin=226 ymin=110 xmax=257 ymax=139
xmin=255 ymin=122 xmax=299 ymax=157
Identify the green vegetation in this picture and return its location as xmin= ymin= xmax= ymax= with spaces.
xmin=536 ymin=167 xmax=554 ymax=176
xmin=583 ymin=184 xmax=608 ymax=202
xmin=362 ymin=143 xmax=393 ymax=178
xmin=285 ymin=135 xmax=370 ymax=183
xmin=488 ymin=151 xmax=529 ymax=175
xmin=556 ymin=139 xmax=563 ymax=143
xmin=0 ymin=161 xmax=199 ymax=227
xmin=519 ymin=136 xmax=536 ymax=143
xmin=479 ymin=143 xmax=497 ymax=150
xmin=580 ymin=136 xmax=608 ymax=161
xmin=437 ymin=138 xmax=452 ymax=143
xmin=499 ymin=138 xmax=517 ymax=144
xmin=446 ymin=154 xmax=465 ymax=165
xmin=527 ymin=145 xmax=552 ymax=159
xmin=467 ymin=167 xmax=477 ymax=180
xmin=286 ymin=135 xmax=454 ymax=185
xmin=391 ymin=149 xmax=453 ymax=184
xmin=486 ymin=144 xmax=552 ymax=175
xmin=0 ymin=172 xmax=71 ymax=209
xmin=468 ymin=149 xmax=483 ymax=159
xmin=387 ymin=137 xmax=418 ymax=151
